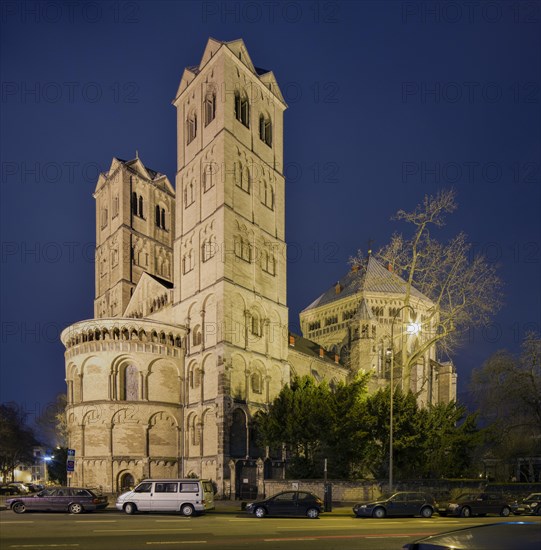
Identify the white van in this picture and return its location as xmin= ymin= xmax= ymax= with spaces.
xmin=116 ymin=479 xmax=215 ymax=516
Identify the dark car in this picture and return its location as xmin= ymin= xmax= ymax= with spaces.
xmin=445 ymin=492 xmax=515 ymax=517
xmin=353 ymin=492 xmax=436 ymax=518
xmin=516 ymin=493 xmax=541 ymax=515
xmin=402 ymin=521 xmax=541 ymax=550
xmin=245 ymin=490 xmax=323 ymax=518
xmin=0 ymin=485 xmax=20 ymax=495
xmin=6 ymin=486 xmax=108 ymax=514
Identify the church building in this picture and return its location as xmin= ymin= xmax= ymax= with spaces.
xmin=61 ymin=38 xmax=456 ymax=496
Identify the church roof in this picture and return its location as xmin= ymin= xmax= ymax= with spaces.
xmin=173 ymin=38 xmax=286 ymax=107
xmin=148 ymin=272 xmax=174 ymax=289
xmin=288 ymin=332 xmax=343 ymax=366
xmin=302 ymin=255 xmax=431 ymax=312
xmin=115 ymin=157 xmax=163 ymax=181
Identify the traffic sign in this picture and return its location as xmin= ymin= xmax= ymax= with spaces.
xmin=66 ymin=460 xmax=75 ymax=472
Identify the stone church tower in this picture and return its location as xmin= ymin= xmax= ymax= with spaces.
xmin=61 ymin=38 xmax=456 ymax=496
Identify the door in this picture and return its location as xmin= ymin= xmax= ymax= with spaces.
xmin=151 ymin=482 xmax=179 ymax=512
xmin=131 ymin=482 xmax=153 ymax=511
xmin=268 ymin=492 xmax=297 ymax=516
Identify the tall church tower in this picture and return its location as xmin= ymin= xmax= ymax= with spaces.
xmin=171 ymin=38 xmax=289 ymax=482
xmin=93 ymin=157 xmax=175 ymax=318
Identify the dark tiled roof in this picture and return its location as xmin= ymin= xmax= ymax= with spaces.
xmin=288 ymin=332 xmax=341 ymax=365
xmin=302 ymin=255 xmax=430 ymax=312
xmin=148 ymin=273 xmax=174 ymax=289
xmin=115 ymin=157 xmax=164 ymax=181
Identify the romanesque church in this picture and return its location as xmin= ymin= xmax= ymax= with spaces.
xmin=61 ymin=38 xmax=456 ymax=496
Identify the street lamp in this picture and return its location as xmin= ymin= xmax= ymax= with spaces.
xmin=389 ymin=305 xmax=420 ymax=493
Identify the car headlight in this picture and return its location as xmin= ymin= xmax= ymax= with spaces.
xmin=448 ymin=504 xmax=458 ymax=510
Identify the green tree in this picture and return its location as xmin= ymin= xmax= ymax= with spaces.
xmin=470 ymin=334 xmax=541 ymax=480
xmin=418 ymin=401 xmax=481 ymax=478
xmin=254 ymin=376 xmax=332 ymax=477
xmin=46 ymin=447 xmax=68 ymax=485
xmin=0 ymin=403 xmax=37 ymax=482
xmin=325 ymin=373 xmax=372 ymax=478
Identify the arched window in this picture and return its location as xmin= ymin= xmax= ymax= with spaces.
xmin=138 ymin=195 xmax=144 ymax=218
xmin=131 ymin=192 xmax=138 ymax=215
xmin=261 ymin=181 xmax=274 ymax=210
xmin=262 ymin=250 xmax=275 ymax=275
xmin=203 ymin=163 xmax=214 ymax=192
xmin=234 ymin=91 xmax=250 ymax=128
xmin=201 ymin=236 xmax=216 ymax=262
xmin=251 ymin=372 xmax=263 ymax=394
xmin=161 ymin=208 xmax=166 ymax=229
xmin=236 ymin=162 xmax=250 ymax=193
xmin=251 ymin=312 xmax=262 ymax=337
xmin=204 ymin=90 xmax=216 ymax=126
xmin=259 ymin=114 xmax=272 ymax=146
xmin=121 ymin=364 xmax=139 ymax=401
xmin=155 ymin=206 xmax=166 ymax=229
xmin=192 ymin=325 xmax=202 ymax=346
xmin=186 ymin=112 xmax=197 ymax=144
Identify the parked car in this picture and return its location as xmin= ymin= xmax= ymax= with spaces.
xmin=0 ymin=485 xmax=21 ymax=495
xmin=402 ymin=521 xmax=541 ymax=550
xmin=515 ymin=493 xmax=541 ymax=515
xmin=444 ymin=493 xmax=515 ymax=517
xmin=7 ymin=486 xmax=108 ymax=514
xmin=116 ymin=479 xmax=215 ymax=516
xmin=353 ymin=492 xmax=436 ymax=518
xmin=245 ymin=490 xmax=323 ymax=518
xmin=8 ymin=482 xmax=30 ymax=493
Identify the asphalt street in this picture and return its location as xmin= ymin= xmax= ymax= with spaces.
xmin=1 ymin=505 xmax=539 ymax=550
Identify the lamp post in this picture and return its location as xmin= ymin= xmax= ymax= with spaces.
xmin=388 ymin=305 xmax=420 ymax=493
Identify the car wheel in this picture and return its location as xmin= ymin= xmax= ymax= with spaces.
xmin=69 ymin=503 xmax=83 ymax=514
xmin=306 ymin=508 xmax=319 ymax=519
xmin=254 ymin=506 xmax=267 ymax=518
xmin=460 ymin=507 xmax=472 ymax=518
xmin=420 ymin=506 xmax=433 ymax=518
xmin=124 ymin=503 xmax=137 ymax=515
xmin=372 ymin=507 xmax=386 ymax=519
xmin=12 ymin=502 xmax=26 ymax=514
xmin=500 ymin=506 xmax=510 ymax=517
xmin=181 ymin=504 xmax=194 ymax=517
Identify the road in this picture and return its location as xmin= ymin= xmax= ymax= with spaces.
xmin=1 ymin=506 xmax=539 ymax=550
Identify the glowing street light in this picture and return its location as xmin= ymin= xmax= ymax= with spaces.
xmin=389 ymin=305 xmax=420 ymax=493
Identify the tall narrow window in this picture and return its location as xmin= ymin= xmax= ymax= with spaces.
xmin=131 ymin=192 xmax=138 ymax=215
xmin=261 ymin=181 xmax=274 ymax=210
xmin=112 ymin=195 xmax=119 ymax=218
xmin=234 ymin=91 xmax=250 ymax=128
xmin=203 ymin=163 xmax=214 ymax=192
xmin=161 ymin=208 xmax=166 ymax=229
xmin=204 ymin=92 xmax=216 ymax=126
xmin=236 ymin=162 xmax=250 ymax=193
xmin=186 ymin=112 xmax=197 ymax=144
xmin=138 ymin=196 xmax=144 ymax=218
xmin=155 ymin=205 xmax=160 ymax=227
xmin=259 ymin=114 xmax=272 ymax=146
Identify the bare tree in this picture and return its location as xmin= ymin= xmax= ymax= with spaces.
xmin=353 ymin=189 xmax=502 ymax=390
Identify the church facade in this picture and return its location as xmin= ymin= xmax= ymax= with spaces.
xmin=61 ymin=38 xmax=456 ymax=495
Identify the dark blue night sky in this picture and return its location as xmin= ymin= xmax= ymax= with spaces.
xmin=1 ymin=1 xmax=540 ymax=422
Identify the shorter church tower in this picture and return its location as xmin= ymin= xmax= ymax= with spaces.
xmin=93 ymin=157 xmax=175 ymax=318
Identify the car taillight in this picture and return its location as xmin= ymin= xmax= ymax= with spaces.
xmin=92 ymin=498 xmax=99 ymax=504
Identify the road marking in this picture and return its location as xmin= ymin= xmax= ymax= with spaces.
xmin=9 ymin=546 xmax=79 ymax=548
xmin=264 ymin=538 xmax=317 ymax=542
xmin=94 ymin=527 xmax=193 ymax=533
xmin=1 ymin=522 xmax=35 ymax=524
xmin=146 ymin=543 xmax=207 ymax=546
xmin=74 ymin=520 xmax=117 ymax=523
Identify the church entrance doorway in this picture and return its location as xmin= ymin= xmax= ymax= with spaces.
xmin=119 ymin=472 xmax=134 ymax=493
xmin=235 ymin=460 xmax=258 ymax=500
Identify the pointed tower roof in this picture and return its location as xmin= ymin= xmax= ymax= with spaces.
xmin=302 ymin=255 xmax=431 ymax=312
xmin=94 ymin=157 xmax=174 ymax=196
xmin=173 ymin=37 xmax=286 ymax=106
xmin=355 ymin=298 xmax=373 ymax=320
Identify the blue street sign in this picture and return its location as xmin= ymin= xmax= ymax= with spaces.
xmin=67 ymin=449 xmax=76 ymax=457
xmin=66 ymin=460 xmax=75 ymax=472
